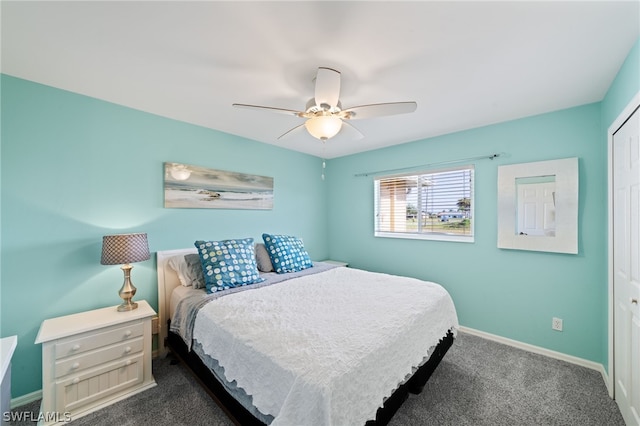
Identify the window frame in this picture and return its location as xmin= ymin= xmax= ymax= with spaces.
xmin=374 ymin=164 xmax=475 ymax=243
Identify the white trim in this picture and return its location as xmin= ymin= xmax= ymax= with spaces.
xmin=607 ymin=90 xmax=640 ymax=400
xmin=459 ymin=327 xmax=609 ymax=390
xmin=10 ymin=389 xmax=41 ymax=409
xmin=374 ymin=231 xmax=474 ymax=243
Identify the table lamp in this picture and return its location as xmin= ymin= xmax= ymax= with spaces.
xmin=100 ymin=233 xmax=150 ymax=312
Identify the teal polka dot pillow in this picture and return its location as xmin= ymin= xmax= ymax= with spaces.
xmin=194 ymin=238 xmax=264 ymax=293
xmin=262 ymin=233 xmax=313 ymax=274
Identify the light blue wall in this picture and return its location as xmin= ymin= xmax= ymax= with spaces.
xmin=326 ymin=104 xmax=605 ymax=362
xmin=0 ymin=75 xmax=329 ymax=396
xmin=2 ymin=36 xmax=638 ymax=400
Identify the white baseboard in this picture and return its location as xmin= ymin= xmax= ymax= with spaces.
xmin=459 ymin=326 xmax=610 ymax=393
xmin=11 ymin=389 xmax=41 ymax=409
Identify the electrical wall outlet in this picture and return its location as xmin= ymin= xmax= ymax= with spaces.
xmin=552 ymin=317 xmax=563 ymax=331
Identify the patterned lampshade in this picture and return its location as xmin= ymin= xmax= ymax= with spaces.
xmin=101 ymin=233 xmax=150 ymax=265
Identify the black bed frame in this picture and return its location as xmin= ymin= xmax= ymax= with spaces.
xmin=166 ymin=326 xmax=454 ymax=426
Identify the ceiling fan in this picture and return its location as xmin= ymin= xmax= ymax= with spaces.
xmin=233 ymin=67 xmax=417 ymax=142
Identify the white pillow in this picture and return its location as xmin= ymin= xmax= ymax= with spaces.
xmin=167 ymin=255 xmax=192 ymax=286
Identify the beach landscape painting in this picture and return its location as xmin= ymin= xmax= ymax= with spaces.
xmin=164 ymin=162 xmax=273 ymax=209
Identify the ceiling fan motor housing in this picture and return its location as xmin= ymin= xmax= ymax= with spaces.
xmin=305 ymin=98 xmax=343 ymax=116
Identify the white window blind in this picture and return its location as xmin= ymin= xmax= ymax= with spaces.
xmin=374 ymin=165 xmax=474 ymax=242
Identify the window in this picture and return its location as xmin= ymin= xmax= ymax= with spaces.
xmin=374 ymin=165 xmax=474 ymax=242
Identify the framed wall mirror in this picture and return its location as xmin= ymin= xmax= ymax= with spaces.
xmin=497 ymin=157 xmax=578 ymax=254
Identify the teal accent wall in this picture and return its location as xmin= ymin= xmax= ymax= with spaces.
xmin=326 ymin=104 xmax=605 ymax=362
xmin=0 ymin=75 xmax=329 ymax=396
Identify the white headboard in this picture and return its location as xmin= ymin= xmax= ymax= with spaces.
xmin=156 ymin=248 xmax=197 ymax=357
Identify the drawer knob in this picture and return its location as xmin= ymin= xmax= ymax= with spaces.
xmin=124 ymin=346 xmax=132 ymax=353
xmin=71 ymin=362 xmax=80 ymax=370
xmin=125 ymin=360 xmax=132 ymax=366
xmin=72 ymin=378 xmax=80 ymax=385
xmin=71 ymin=344 xmax=81 ymax=351
xmin=124 ymin=330 xmax=132 ymax=337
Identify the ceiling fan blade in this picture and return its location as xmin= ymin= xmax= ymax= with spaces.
xmin=277 ymin=123 xmax=307 ymax=140
xmin=314 ymin=67 xmax=341 ymax=109
xmin=233 ymin=103 xmax=304 ymax=117
xmin=340 ymin=121 xmax=364 ymax=140
xmin=342 ymin=101 xmax=417 ymax=120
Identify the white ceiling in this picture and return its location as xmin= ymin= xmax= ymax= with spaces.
xmin=2 ymin=1 xmax=639 ymax=159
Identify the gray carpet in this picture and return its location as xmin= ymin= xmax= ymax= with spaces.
xmin=10 ymin=332 xmax=624 ymax=425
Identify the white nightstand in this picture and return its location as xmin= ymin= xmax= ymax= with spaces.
xmin=35 ymin=300 xmax=156 ymax=425
xmin=320 ymin=260 xmax=349 ymax=267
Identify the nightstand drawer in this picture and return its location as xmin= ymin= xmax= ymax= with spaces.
xmin=55 ymin=337 xmax=143 ymax=379
xmin=55 ymin=353 xmax=144 ymax=413
xmin=55 ymin=322 xmax=144 ymax=359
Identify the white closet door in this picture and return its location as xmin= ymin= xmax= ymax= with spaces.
xmin=613 ymin=103 xmax=640 ymax=426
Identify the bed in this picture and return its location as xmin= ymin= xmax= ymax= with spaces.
xmin=156 ymin=239 xmax=458 ymax=426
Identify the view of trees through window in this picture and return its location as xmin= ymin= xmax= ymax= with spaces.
xmin=375 ymin=166 xmax=474 ymax=239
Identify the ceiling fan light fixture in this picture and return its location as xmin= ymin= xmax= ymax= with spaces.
xmin=304 ymin=115 xmax=342 ymax=141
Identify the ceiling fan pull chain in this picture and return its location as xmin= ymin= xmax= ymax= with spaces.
xmin=321 ymin=142 xmax=327 ymax=181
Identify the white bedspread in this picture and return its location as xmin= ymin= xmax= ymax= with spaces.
xmin=193 ymin=266 xmax=458 ymax=426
